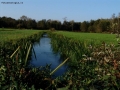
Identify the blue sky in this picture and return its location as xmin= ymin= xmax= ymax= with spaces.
xmin=0 ymin=0 xmax=120 ymax=22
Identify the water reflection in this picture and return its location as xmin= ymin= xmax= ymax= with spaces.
xmin=30 ymin=36 xmax=67 ymax=77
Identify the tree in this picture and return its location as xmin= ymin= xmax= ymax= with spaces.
xmin=20 ymin=15 xmax=28 ymax=21
xmin=73 ymin=22 xmax=80 ymax=32
xmin=116 ymin=13 xmax=120 ymax=37
xmin=37 ymin=19 xmax=46 ymax=30
xmin=31 ymin=19 xmax=37 ymax=29
xmin=70 ymin=20 xmax=74 ymax=31
xmin=0 ymin=17 xmax=2 ymax=28
xmin=46 ymin=19 xmax=52 ymax=29
xmin=62 ymin=17 xmax=68 ymax=30
xmin=88 ymin=20 xmax=95 ymax=32
xmin=88 ymin=26 xmax=95 ymax=32
xmin=19 ymin=15 xmax=29 ymax=29
xmin=50 ymin=20 xmax=61 ymax=30
xmin=26 ymin=19 xmax=37 ymax=29
xmin=0 ymin=16 xmax=16 ymax=28
xmin=97 ymin=19 xmax=110 ymax=32
xmin=17 ymin=19 xmax=23 ymax=29
xmin=81 ymin=21 xmax=88 ymax=32
xmin=110 ymin=13 xmax=116 ymax=33
xmin=93 ymin=19 xmax=100 ymax=32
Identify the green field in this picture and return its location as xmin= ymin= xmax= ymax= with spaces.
xmin=0 ymin=28 xmax=45 ymax=43
xmin=54 ymin=31 xmax=119 ymax=45
xmin=0 ymin=28 xmax=119 ymax=45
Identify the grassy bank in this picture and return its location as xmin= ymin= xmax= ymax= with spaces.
xmin=0 ymin=29 xmax=53 ymax=89
xmin=0 ymin=29 xmax=69 ymax=89
xmin=49 ymin=31 xmax=120 ymax=89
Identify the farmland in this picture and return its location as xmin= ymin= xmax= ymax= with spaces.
xmin=0 ymin=29 xmax=118 ymax=45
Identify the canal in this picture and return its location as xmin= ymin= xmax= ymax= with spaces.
xmin=30 ymin=34 xmax=67 ymax=77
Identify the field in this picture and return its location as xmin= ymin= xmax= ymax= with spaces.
xmin=0 ymin=28 xmax=119 ymax=45
xmin=54 ymin=31 xmax=119 ymax=45
xmin=0 ymin=28 xmax=45 ymax=43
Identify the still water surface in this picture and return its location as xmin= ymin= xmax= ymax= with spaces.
xmin=30 ymin=35 xmax=67 ymax=77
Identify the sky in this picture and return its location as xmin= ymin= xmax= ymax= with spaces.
xmin=0 ymin=0 xmax=120 ymax=22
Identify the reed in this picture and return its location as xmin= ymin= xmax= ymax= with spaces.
xmin=10 ymin=46 xmax=20 ymax=58
xmin=50 ymin=57 xmax=69 ymax=75
xmin=25 ymin=44 xmax=31 ymax=66
xmin=0 ymin=30 xmax=51 ymax=89
xmin=48 ymin=31 xmax=120 ymax=89
xmin=0 ymin=30 xmax=72 ymax=89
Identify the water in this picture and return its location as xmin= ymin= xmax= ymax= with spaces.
xmin=30 ymin=35 xmax=67 ymax=77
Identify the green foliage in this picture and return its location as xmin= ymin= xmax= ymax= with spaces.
xmin=1 ymin=13 xmax=120 ymax=32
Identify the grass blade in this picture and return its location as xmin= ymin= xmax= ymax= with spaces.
xmin=25 ymin=44 xmax=32 ymax=66
xmin=50 ymin=57 xmax=69 ymax=75
xmin=10 ymin=46 xmax=20 ymax=58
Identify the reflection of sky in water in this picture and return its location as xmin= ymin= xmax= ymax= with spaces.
xmin=30 ymin=37 xmax=67 ymax=77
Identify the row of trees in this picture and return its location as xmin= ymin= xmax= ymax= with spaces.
xmin=0 ymin=13 xmax=120 ymax=33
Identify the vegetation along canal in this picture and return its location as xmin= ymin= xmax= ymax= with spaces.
xmin=30 ymin=34 xmax=67 ymax=77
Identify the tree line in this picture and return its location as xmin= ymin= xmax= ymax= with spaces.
xmin=0 ymin=13 xmax=120 ymax=33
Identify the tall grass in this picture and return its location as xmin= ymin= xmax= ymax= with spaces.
xmin=0 ymin=30 xmax=54 ymax=89
xmin=0 ymin=29 xmax=69 ymax=89
xmin=49 ymin=32 xmax=92 ymax=65
xmin=48 ymin=31 xmax=120 ymax=89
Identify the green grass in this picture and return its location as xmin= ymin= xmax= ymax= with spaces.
xmin=53 ymin=31 xmax=119 ymax=45
xmin=1 ymin=29 xmax=118 ymax=45
xmin=0 ymin=28 xmax=45 ymax=43
xmin=50 ymin=31 xmax=120 ymax=89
